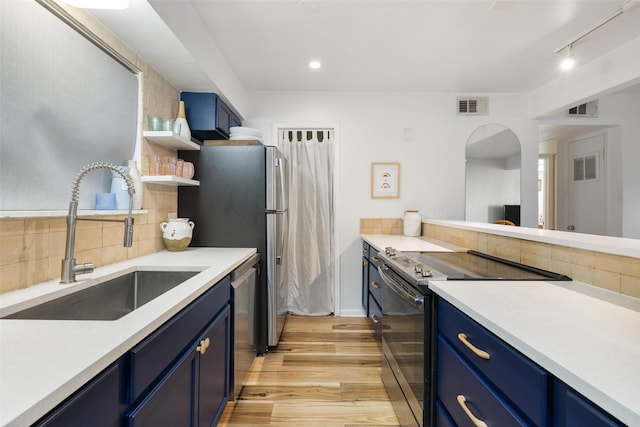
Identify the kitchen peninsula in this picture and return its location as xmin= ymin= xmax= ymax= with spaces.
xmin=0 ymin=247 xmax=256 ymax=427
xmin=362 ymin=220 xmax=640 ymax=426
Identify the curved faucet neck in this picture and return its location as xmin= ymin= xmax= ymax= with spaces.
xmin=61 ymin=162 xmax=136 ymax=284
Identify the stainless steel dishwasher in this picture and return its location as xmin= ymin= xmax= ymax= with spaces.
xmin=230 ymin=253 xmax=260 ymax=401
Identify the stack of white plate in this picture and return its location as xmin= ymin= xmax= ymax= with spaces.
xmin=229 ymin=126 xmax=264 ymax=143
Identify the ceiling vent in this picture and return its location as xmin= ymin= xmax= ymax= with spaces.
xmin=567 ymin=101 xmax=598 ymax=118
xmin=457 ymin=97 xmax=489 ymax=115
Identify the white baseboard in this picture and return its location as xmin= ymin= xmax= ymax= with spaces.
xmin=336 ymin=308 xmax=366 ymax=317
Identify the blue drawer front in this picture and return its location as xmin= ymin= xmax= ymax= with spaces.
xmin=362 ymin=241 xmax=370 ymax=258
xmin=437 ymin=336 xmax=529 ymax=427
xmin=368 ymin=293 xmax=382 ymax=341
xmin=362 ymin=257 xmax=370 ymax=315
xmin=368 ymin=262 xmax=383 ymax=304
xmin=435 ymin=399 xmax=456 ymax=427
xmin=128 ymin=277 xmax=231 ymax=402
xmin=34 ymin=362 xmax=121 ymax=427
xmin=553 ymin=381 xmax=624 ymax=427
xmin=368 ymin=245 xmax=380 ymax=262
xmin=438 ymin=300 xmax=548 ymax=425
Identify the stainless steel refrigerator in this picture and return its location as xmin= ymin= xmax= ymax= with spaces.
xmin=178 ymin=144 xmax=288 ymax=353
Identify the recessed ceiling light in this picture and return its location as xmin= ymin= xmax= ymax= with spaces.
xmin=309 ymin=61 xmax=322 ymax=70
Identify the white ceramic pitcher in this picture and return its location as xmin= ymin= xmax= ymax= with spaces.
xmin=160 ymin=218 xmax=195 ymax=251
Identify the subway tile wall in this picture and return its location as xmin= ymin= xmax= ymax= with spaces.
xmin=0 ymin=3 xmax=180 ymax=293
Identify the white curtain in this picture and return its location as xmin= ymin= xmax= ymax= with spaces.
xmin=279 ymin=129 xmax=334 ymax=315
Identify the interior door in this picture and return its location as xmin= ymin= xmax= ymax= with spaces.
xmin=567 ymin=134 xmax=606 ymax=235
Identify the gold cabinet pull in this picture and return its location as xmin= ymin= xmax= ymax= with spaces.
xmin=370 ymin=281 xmax=380 ymax=289
xmin=370 ymin=314 xmax=380 ymax=324
xmin=371 ymin=256 xmax=380 ymax=262
xmin=456 ymin=395 xmax=488 ymax=427
xmin=197 ymin=337 xmax=211 ymax=355
xmin=457 ymin=333 xmax=490 ymax=360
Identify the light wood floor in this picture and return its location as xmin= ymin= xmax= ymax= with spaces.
xmin=219 ymin=315 xmax=400 ymax=426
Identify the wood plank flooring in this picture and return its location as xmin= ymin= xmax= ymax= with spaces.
xmin=218 ymin=315 xmax=400 ymax=426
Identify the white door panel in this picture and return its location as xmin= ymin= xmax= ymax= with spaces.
xmin=567 ymin=135 xmax=605 ymax=235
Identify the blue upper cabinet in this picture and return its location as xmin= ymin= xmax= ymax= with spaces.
xmin=180 ymin=92 xmax=241 ymax=142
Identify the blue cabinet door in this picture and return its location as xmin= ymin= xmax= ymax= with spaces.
xmin=125 ymin=348 xmax=197 ymax=427
xmin=553 ymin=381 xmax=624 ymax=427
xmin=180 ymin=92 xmax=241 ymax=141
xmin=362 ymin=256 xmax=369 ymax=315
xmin=198 ymin=305 xmax=231 ymax=427
xmin=34 ymin=362 xmax=121 ymax=427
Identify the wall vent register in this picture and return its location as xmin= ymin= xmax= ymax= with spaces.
xmin=567 ymin=101 xmax=598 ymax=117
xmin=457 ymin=97 xmax=489 ymax=115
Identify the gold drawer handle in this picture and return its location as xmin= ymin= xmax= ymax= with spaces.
xmin=457 ymin=333 xmax=490 ymax=360
xmin=457 ymin=395 xmax=488 ymax=427
xmin=371 ymin=256 xmax=380 ymax=262
xmin=197 ymin=337 xmax=211 ymax=355
xmin=370 ymin=314 xmax=380 ymax=324
xmin=370 ymin=281 xmax=380 ymax=289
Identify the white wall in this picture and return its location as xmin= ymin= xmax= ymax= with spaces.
xmin=466 ymin=159 xmax=521 ymax=223
xmin=540 ymin=92 xmax=640 ymax=238
xmin=245 ymin=91 xmax=538 ymax=315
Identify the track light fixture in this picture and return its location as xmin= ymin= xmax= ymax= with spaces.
xmin=554 ymin=0 xmax=640 ymax=71
xmin=560 ymin=44 xmax=575 ymax=71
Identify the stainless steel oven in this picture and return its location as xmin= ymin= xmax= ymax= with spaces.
xmin=379 ymin=263 xmax=435 ymax=427
xmin=377 ymin=248 xmax=571 ymax=427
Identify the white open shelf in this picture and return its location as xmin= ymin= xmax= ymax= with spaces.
xmin=143 ymin=131 xmax=200 ymax=151
xmin=141 ymin=175 xmax=200 ymax=186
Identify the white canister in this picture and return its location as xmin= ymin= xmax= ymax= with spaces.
xmin=160 ymin=218 xmax=195 ymax=252
xmin=403 ymin=210 xmax=422 ymax=237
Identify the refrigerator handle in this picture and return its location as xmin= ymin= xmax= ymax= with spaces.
xmin=276 ymin=157 xmax=287 ymax=211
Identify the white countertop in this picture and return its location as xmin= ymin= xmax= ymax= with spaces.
xmin=361 ymin=233 xmax=640 ymax=425
xmin=429 ymin=280 xmax=640 ymax=426
xmin=424 ymin=219 xmax=640 ymax=258
xmin=361 ymin=234 xmax=462 ymax=253
xmin=0 ymin=247 xmax=256 ymax=427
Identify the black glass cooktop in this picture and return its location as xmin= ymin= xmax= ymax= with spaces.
xmin=411 ymin=250 xmax=571 ymax=281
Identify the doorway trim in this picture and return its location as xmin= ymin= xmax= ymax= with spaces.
xmin=272 ymin=122 xmax=341 ymax=316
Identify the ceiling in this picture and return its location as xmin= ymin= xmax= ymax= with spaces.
xmin=89 ymin=0 xmax=640 ymax=94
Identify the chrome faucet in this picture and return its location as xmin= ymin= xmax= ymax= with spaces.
xmin=60 ymin=162 xmax=135 ymax=284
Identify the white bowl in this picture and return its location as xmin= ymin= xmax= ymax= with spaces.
xmin=230 ymin=126 xmax=262 ymax=137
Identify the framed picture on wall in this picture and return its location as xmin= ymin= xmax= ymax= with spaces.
xmin=371 ymin=162 xmax=400 ymax=198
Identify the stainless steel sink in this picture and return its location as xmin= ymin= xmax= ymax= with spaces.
xmin=2 ymin=270 xmax=199 ymax=321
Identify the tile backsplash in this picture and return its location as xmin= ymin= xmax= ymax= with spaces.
xmin=421 ymin=222 xmax=640 ymax=299
xmin=0 ymin=3 xmax=179 ymax=294
xmin=359 ymin=218 xmax=640 ymax=299
xmin=360 ymin=218 xmax=403 ymax=235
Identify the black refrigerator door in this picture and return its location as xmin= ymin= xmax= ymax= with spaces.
xmin=178 ymin=145 xmax=266 ymax=251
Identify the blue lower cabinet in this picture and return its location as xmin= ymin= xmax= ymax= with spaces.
xmin=198 ymin=305 xmax=231 ymax=427
xmin=553 ymin=381 xmax=624 ymax=427
xmin=125 ymin=350 xmax=197 ymax=427
xmin=34 ymin=362 xmax=122 ymax=427
xmin=126 ymin=304 xmax=231 ymax=427
xmin=36 ymin=277 xmax=232 ymax=427
xmin=437 ymin=336 xmax=529 ymax=426
xmin=435 ymin=399 xmax=456 ymax=427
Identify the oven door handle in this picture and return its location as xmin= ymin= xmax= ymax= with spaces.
xmin=378 ymin=266 xmax=424 ymax=309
